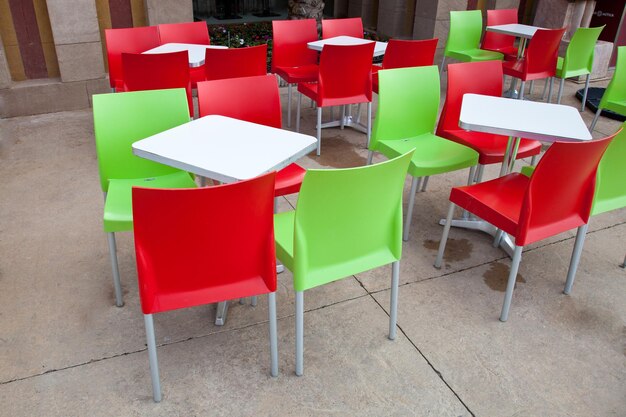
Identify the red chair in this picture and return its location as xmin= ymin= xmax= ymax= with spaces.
xmin=437 ymin=61 xmax=541 ymax=178
xmin=158 ymin=21 xmax=211 ymax=88
xmin=372 ymin=38 xmax=438 ymax=94
xmin=205 ymin=44 xmax=267 ymax=81
xmin=121 ymin=51 xmax=193 ymax=116
xmin=104 ymin=26 xmax=160 ymax=92
xmin=297 ymin=43 xmax=374 ymax=155
xmin=322 ymin=17 xmax=364 ymax=39
xmin=502 ymin=28 xmax=566 ymax=100
xmin=482 ymin=8 xmax=518 ymax=60
xmin=435 ymin=132 xmax=619 ymax=322
xmin=197 ymin=74 xmax=306 ymax=198
xmin=132 ymin=172 xmax=279 ymax=402
xmin=271 ymin=19 xmax=319 ymax=128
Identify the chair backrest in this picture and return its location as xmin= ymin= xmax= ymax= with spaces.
xmin=104 ymin=26 xmax=160 ymax=89
xmin=158 ymin=21 xmax=210 ymax=45
xmin=317 ymin=43 xmax=374 ymax=106
xmin=445 ymin=10 xmax=483 ymax=54
xmin=436 ymin=60 xmax=503 ymax=136
xmin=322 ymin=17 xmax=364 ymax=39
xmin=121 ymin=51 xmax=192 ymax=115
xmin=381 ymin=38 xmax=438 ymax=70
xmin=591 ymin=124 xmax=626 ymax=215
xmin=561 ymin=26 xmax=604 ymax=77
xmin=197 ymin=74 xmax=281 ymax=128
xmin=92 ymin=88 xmax=190 ymax=193
xmin=132 ymin=172 xmax=277 ymax=314
xmin=291 ymin=151 xmax=413 ymax=292
xmin=518 ymin=132 xmax=619 ymax=245
xmin=271 ymin=19 xmax=318 ymax=71
xmin=600 ymin=46 xmax=626 ymax=108
xmin=523 ymin=28 xmax=566 ymax=77
xmin=482 ymin=8 xmax=517 ymax=52
xmin=371 ymin=65 xmax=440 ymax=150
xmin=205 ymin=44 xmax=267 ymax=81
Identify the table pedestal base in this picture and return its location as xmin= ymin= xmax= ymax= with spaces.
xmin=439 ymin=217 xmax=516 ymax=258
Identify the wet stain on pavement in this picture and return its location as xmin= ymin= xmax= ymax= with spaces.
xmin=483 ymin=262 xmax=525 ymax=292
xmin=313 ymin=135 xmax=367 ymax=168
xmin=423 ymin=238 xmax=473 ymax=262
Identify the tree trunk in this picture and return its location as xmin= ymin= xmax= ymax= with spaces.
xmin=288 ymin=0 xmax=324 ymax=21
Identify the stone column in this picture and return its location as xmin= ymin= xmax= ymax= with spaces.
xmin=378 ymin=0 xmax=416 ymax=39
xmin=0 ymin=36 xmax=11 ymax=88
xmin=46 ymin=0 xmax=105 ymax=82
xmin=144 ymin=0 xmax=193 ymax=25
xmin=490 ymin=0 xmax=519 ymax=9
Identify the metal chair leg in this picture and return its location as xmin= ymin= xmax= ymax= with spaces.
xmin=434 ymin=203 xmax=456 ymax=268
xmin=287 ymin=83 xmax=292 ymax=128
xmin=581 ymin=74 xmax=590 ymax=112
xmin=144 ymin=314 xmax=162 ymax=402
xmin=519 ymin=81 xmax=525 ymax=100
xmin=500 ymin=245 xmax=523 ymax=322
xmin=295 ymin=291 xmax=304 ymax=376
xmin=621 ymin=253 xmax=626 ymax=268
xmin=589 ymin=108 xmax=601 ymax=132
xmin=420 ymin=176 xmax=429 ymax=192
xmin=366 ymin=151 xmax=374 ymax=165
xmin=403 ymin=176 xmax=421 ymax=241
xmin=268 ymin=292 xmax=278 ymax=377
xmin=563 ymin=224 xmax=589 ymax=295
xmin=528 ymin=80 xmax=534 ymax=97
xmin=366 ymin=102 xmax=372 ymax=148
xmin=316 ymin=107 xmax=322 ymax=156
xmin=548 ymin=77 xmax=554 ymax=103
xmin=296 ymin=92 xmax=302 ymax=133
xmin=440 ymin=56 xmax=446 ymax=75
xmin=557 ymin=78 xmax=565 ymax=104
xmin=388 ymin=261 xmax=400 ymax=340
xmin=107 ymin=232 xmax=124 ymax=307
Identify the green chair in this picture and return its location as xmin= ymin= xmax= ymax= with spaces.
xmin=441 ymin=10 xmax=504 ymax=73
xmin=552 ymin=26 xmax=604 ymax=110
xmin=274 ymin=151 xmax=414 ymax=376
xmin=93 ymin=88 xmax=197 ymax=307
xmin=590 ymin=46 xmax=626 ymax=132
xmin=367 ymin=66 xmax=479 ymax=241
xmin=521 ymin=123 xmax=626 ymax=287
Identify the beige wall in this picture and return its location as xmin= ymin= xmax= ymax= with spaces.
xmin=145 ymin=0 xmax=193 ymax=25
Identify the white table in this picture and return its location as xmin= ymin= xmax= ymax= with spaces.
xmin=442 ymin=94 xmax=592 ymax=255
xmin=307 ymin=36 xmax=388 ymax=57
xmin=133 ymin=115 xmax=317 ymax=323
xmin=143 ymin=43 xmax=228 ymax=67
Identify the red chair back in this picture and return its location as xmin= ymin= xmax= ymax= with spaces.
xmin=121 ymin=51 xmax=192 ymax=115
xmin=482 ymin=9 xmax=517 ymax=53
xmin=518 ymin=133 xmax=618 ymax=245
xmin=205 ymin=44 xmax=267 ymax=81
xmin=322 ymin=17 xmax=364 ymax=39
xmin=197 ymin=74 xmax=282 ymax=128
xmin=271 ymin=19 xmax=319 ymax=71
xmin=132 ymin=172 xmax=277 ymax=315
xmin=523 ymin=28 xmax=566 ymax=79
xmin=104 ymin=26 xmax=160 ymax=90
xmin=318 ymin=43 xmax=374 ymax=106
xmin=158 ymin=21 xmax=210 ymax=45
xmin=381 ymin=38 xmax=438 ymax=70
xmin=436 ymin=60 xmax=503 ymax=136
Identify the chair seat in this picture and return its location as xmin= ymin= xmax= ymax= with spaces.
xmin=274 ymin=64 xmax=319 ymax=84
xmin=104 ymin=171 xmax=196 ymax=233
xmin=482 ymin=45 xmax=517 ymax=61
xmin=450 ymin=173 xmax=529 ymax=237
xmin=444 ymin=129 xmax=541 ymax=165
xmin=375 ymin=133 xmax=478 ymax=178
xmin=298 ymin=81 xmax=371 ymax=107
xmin=275 ymin=163 xmax=306 ymax=197
xmin=556 ymin=56 xmax=591 ymax=79
xmin=446 ymin=48 xmax=503 ymax=62
xmin=502 ymin=59 xmax=554 ymax=81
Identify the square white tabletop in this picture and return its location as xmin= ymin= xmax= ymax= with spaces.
xmin=143 ymin=43 xmax=228 ymax=67
xmin=307 ymin=36 xmax=388 ymax=57
xmin=459 ymin=94 xmax=592 ymax=142
xmin=132 ymin=115 xmax=317 ymax=184
xmin=486 ymin=24 xmax=540 ymax=39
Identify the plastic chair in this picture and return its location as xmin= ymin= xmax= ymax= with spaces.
xmin=104 ymin=26 xmax=160 ymax=91
xmin=121 ymin=51 xmax=193 ymax=117
xmin=92 ymin=89 xmax=197 ymax=307
xmin=590 ymin=46 xmax=626 ymax=132
xmin=321 ymin=17 xmax=364 ymax=39
xmin=205 ymin=44 xmax=267 ymax=81
xmin=197 ymin=74 xmax=306 ymax=198
xmin=271 ymin=19 xmax=319 ymax=128
xmin=368 ymin=65 xmax=478 ymax=241
xmin=502 ymin=28 xmax=566 ymax=100
xmin=372 ymin=38 xmax=438 ymax=94
xmin=158 ymin=21 xmax=212 ymax=88
xmin=552 ymin=26 xmax=605 ymax=110
xmin=297 ymin=43 xmax=374 ymax=155
xmin=441 ymin=10 xmax=504 ymax=72
xmin=274 ymin=151 xmax=413 ymax=376
xmin=481 ymin=9 xmax=518 ymax=60
xmin=132 ymin=172 xmax=278 ymax=402
xmin=437 ymin=61 xmax=541 ymax=177
xmin=435 ymin=132 xmax=619 ymax=322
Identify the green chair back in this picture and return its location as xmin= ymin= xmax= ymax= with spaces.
xmin=591 ymin=124 xmax=626 ymax=215
xmin=599 ymin=46 xmax=626 ymax=111
xmin=291 ymin=151 xmax=414 ymax=291
xmin=445 ymin=10 xmax=483 ymax=56
xmin=558 ymin=26 xmax=604 ymax=78
xmin=93 ymin=88 xmax=191 ymax=193
xmin=370 ymin=65 xmax=439 ymax=150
